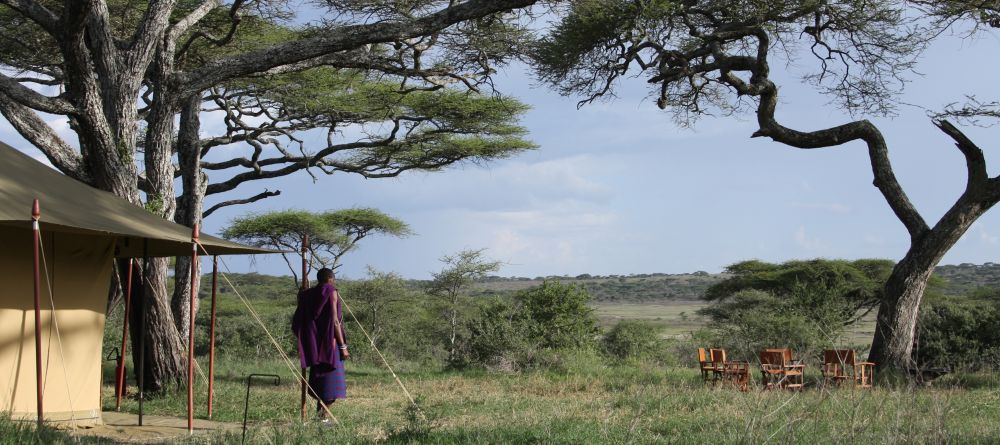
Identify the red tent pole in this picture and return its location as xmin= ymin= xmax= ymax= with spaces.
xmin=188 ymin=224 xmax=199 ymax=435
xmin=207 ymin=256 xmax=218 ymax=418
xmin=300 ymin=234 xmax=310 ymax=422
xmin=31 ymin=199 xmax=43 ymax=429
xmin=115 ymin=259 xmax=134 ymax=410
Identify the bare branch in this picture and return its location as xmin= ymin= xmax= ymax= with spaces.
xmin=934 ymin=119 xmax=988 ymax=188
xmin=202 ymin=189 xmax=281 ymax=218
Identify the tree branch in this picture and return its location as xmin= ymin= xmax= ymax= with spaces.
xmin=167 ymin=0 xmax=221 ymax=45
xmin=0 ymin=90 xmax=89 ymax=182
xmin=175 ymin=0 xmax=536 ymax=96
xmin=0 ymin=0 xmax=61 ymax=35
xmin=934 ymin=119 xmax=988 ymax=189
xmin=202 ymin=189 xmax=281 ymax=218
xmin=0 ymin=71 xmax=74 ymax=114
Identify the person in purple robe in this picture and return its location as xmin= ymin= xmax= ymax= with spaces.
xmin=292 ymin=267 xmax=349 ymax=422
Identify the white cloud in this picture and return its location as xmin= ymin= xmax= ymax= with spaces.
xmin=794 ymin=225 xmax=827 ymax=250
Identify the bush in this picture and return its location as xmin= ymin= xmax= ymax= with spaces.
xmin=463 ymin=298 xmax=534 ymax=371
xmin=914 ymin=294 xmax=1000 ymax=371
xmin=517 ymin=280 xmax=600 ymax=350
xmin=603 ymin=320 xmax=660 ymax=360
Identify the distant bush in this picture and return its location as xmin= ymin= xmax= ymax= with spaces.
xmin=914 ymin=292 xmax=1000 ymax=371
xmin=603 ymin=320 xmax=660 ymax=360
xmin=517 ymin=280 xmax=600 ymax=350
xmin=462 ymin=298 xmax=534 ymax=371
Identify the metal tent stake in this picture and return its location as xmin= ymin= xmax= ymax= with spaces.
xmin=31 ymin=199 xmax=43 ymax=429
xmin=243 ymin=374 xmax=280 ymax=445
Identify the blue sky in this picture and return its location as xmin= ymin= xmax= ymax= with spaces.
xmin=3 ymin=25 xmax=998 ymax=280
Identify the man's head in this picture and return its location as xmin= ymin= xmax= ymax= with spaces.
xmin=317 ymin=267 xmax=335 ymax=284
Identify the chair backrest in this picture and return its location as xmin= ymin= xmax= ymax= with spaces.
xmin=760 ymin=350 xmax=785 ymax=367
xmin=698 ymin=348 xmax=708 ymax=362
xmin=764 ymin=348 xmax=793 ymax=362
xmin=824 ymin=349 xmax=856 ymax=366
xmin=709 ymin=348 xmax=727 ymax=364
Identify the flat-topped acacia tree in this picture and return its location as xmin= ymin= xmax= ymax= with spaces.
xmin=532 ymin=0 xmax=997 ymax=371
xmin=0 ymin=0 xmax=539 ymax=391
xmin=222 ymin=208 xmax=412 ymax=285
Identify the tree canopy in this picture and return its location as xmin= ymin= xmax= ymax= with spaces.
xmin=222 ymin=208 xmax=412 ymax=284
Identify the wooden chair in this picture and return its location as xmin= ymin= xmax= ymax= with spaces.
xmin=721 ymin=360 xmax=751 ymax=392
xmin=759 ymin=348 xmax=805 ymax=390
xmin=698 ymin=348 xmax=727 ymax=384
xmin=822 ymin=349 xmax=875 ymax=388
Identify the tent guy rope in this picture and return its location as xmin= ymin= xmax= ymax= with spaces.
xmin=36 ymin=226 xmax=78 ymax=426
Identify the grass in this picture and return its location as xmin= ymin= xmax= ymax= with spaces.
xmin=68 ymin=355 xmax=1000 ymax=444
xmin=6 ymin=349 xmax=1000 ymax=443
xmin=593 ymin=302 xmax=707 ymax=337
xmin=13 ymin=279 xmax=990 ymax=443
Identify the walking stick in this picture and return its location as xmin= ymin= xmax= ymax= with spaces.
xmin=300 ymin=234 xmax=310 ymax=422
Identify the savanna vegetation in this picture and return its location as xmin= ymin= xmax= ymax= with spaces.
xmin=6 ymin=259 xmax=994 ymax=444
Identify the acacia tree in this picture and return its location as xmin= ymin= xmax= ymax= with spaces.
xmin=532 ymin=0 xmax=997 ymax=370
xmin=222 ymin=208 xmax=412 ymax=285
xmin=168 ymin=71 xmax=532 ymax=342
xmin=0 ymin=0 xmax=540 ymax=391
xmin=426 ymin=249 xmax=502 ymax=365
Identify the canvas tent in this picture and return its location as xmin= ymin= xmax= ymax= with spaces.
xmin=0 ymin=142 xmax=275 ymax=426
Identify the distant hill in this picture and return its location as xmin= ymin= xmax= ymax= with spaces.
xmin=467 ymin=263 xmax=1000 ymax=303
xmin=934 ymin=262 xmax=1000 ymax=296
xmin=207 ymin=263 xmax=1000 ymax=304
xmin=469 ymin=272 xmax=725 ymax=303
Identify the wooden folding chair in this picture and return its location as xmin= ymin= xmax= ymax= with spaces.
xmin=759 ymin=348 xmax=805 ymax=390
xmin=698 ymin=348 xmax=727 ymax=384
xmin=822 ymin=349 xmax=875 ymax=388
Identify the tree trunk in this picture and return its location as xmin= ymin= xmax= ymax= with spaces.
xmin=868 ymin=193 xmax=997 ymax=370
xmin=129 ymin=50 xmax=185 ymax=392
xmin=130 ymin=257 xmax=186 ymax=392
xmin=172 ymin=96 xmax=205 ymax=342
xmin=448 ymin=293 xmax=459 ymax=364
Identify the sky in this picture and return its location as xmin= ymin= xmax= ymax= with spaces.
xmin=3 ymin=19 xmax=999 ymax=280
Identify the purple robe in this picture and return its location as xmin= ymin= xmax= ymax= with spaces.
xmin=292 ymin=283 xmax=338 ymax=369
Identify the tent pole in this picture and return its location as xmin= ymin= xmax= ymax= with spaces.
xmin=31 ymin=199 xmax=43 ymax=429
xmin=115 ymin=259 xmax=135 ymax=410
xmin=300 ymin=234 xmax=310 ymax=422
xmin=188 ymin=224 xmax=199 ymax=435
xmin=207 ymin=255 xmax=218 ymax=419
xmin=139 ymin=239 xmax=147 ymax=426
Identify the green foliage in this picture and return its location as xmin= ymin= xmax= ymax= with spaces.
xmin=426 ymin=249 xmax=503 ymax=299
xmin=462 ymin=297 xmax=534 ymax=371
xmin=603 ymin=320 xmax=660 ymax=360
xmin=222 ymin=208 xmax=410 ymax=278
xmin=914 ymin=292 xmax=1000 ymax=371
xmin=698 ymin=259 xmax=893 ymax=358
xmin=703 ymin=258 xmax=893 ymax=326
xmin=516 ymin=280 xmax=600 ymax=350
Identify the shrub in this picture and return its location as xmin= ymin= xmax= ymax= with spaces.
xmin=603 ymin=320 xmax=660 ymax=360
xmin=914 ymin=293 xmax=1000 ymax=371
xmin=517 ymin=280 xmax=600 ymax=350
xmin=463 ymin=298 xmax=534 ymax=371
